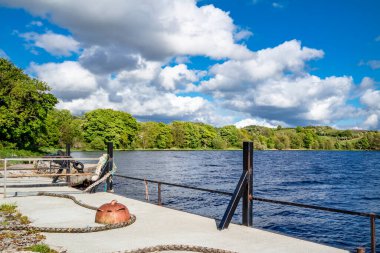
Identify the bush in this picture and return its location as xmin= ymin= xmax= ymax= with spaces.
xmin=90 ymin=136 xmax=106 ymax=150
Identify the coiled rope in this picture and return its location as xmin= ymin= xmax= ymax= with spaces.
xmin=84 ymin=161 xmax=117 ymax=193
xmin=117 ymin=245 xmax=237 ymax=253
xmin=0 ymin=192 xmax=238 ymax=253
xmin=0 ymin=192 xmax=136 ymax=233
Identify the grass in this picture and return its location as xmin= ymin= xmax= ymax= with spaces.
xmin=0 ymin=203 xmax=17 ymax=214
xmin=25 ymin=244 xmax=58 ymax=253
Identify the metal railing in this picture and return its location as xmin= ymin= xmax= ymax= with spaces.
xmin=1 ymin=157 xmax=100 ymax=198
xmin=113 ymin=142 xmax=378 ymax=253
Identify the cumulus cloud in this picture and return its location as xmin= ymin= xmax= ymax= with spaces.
xmin=29 ymin=61 xmax=98 ymax=100
xmin=1 ymin=0 xmax=252 ymax=62
xmin=30 ymin=59 xmax=226 ymax=125
xmin=361 ymin=89 xmax=380 ymax=110
xmin=235 ymin=118 xmax=286 ymax=128
xmin=1 ymin=0 xmax=377 ymax=129
xmin=197 ymin=40 xmax=357 ymax=126
xmin=156 ymin=64 xmax=200 ymax=91
xmin=19 ymin=31 xmax=80 ymax=56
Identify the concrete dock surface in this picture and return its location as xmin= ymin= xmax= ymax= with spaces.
xmin=0 ymin=185 xmax=349 ymax=253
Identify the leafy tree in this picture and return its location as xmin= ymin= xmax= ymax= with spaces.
xmin=303 ymin=130 xmax=315 ymax=149
xmin=290 ymin=133 xmax=303 ymax=149
xmin=83 ymin=109 xmax=138 ymax=149
xmin=295 ymin=126 xmax=303 ymax=133
xmin=219 ymin=125 xmax=240 ymax=147
xmin=0 ymin=58 xmax=57 ymax=150
xmin=197 ymin=123 xmax=218 ymax=148
xmin=355 ymin=137 xmax=370 ymax=150
xmin=44 ymin=109 xmax=83 ymax=147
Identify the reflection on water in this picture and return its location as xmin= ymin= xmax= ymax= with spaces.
xmin=73 ymin=150 xmax=380 ymax=252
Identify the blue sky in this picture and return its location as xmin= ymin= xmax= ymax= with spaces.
xmin=0 ymin=0 xmax=379 ymax=129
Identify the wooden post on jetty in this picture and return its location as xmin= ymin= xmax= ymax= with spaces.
xmin=106 ymin=142 xmax=114 ymax=192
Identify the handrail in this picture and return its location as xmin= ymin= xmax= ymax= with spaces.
xmin=114 ymin=174 xmax=379 ymax=219
xmin=114 ymin=174 xmax=378 ymax=253
xmin=1 ymin=158 xmax=100 ymax=161
xmin=114 ymin=174 xmax=233 ymax=196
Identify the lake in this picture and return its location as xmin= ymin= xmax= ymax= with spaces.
xmin=72 ymin=150 xmax=380 ymax=252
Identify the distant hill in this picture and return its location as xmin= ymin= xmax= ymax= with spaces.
xmin=242 ymin=125 xmax=379 ymax=150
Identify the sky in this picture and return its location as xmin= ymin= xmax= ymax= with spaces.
xmin=0 ymin=0 xmax=379 ymax=129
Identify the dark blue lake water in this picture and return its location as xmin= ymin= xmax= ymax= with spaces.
xmin=73 ymin=150 xmax=380 ymax=252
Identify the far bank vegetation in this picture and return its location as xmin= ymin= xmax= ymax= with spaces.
xmin=0 ymin=58 xmax=379 ymax=154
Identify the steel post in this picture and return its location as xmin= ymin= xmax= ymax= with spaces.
xmin=370 ymin=214 xmax=376 ymax=253
xmin=242 ymin=141 xmax=253 ymax=226
xmin=158 ymin=183 xmax=162 ymax=206
xmin=65 ymin=144 xmax=71 ymax=184
xmin=106 ymin=142 xmax=114 ymax=192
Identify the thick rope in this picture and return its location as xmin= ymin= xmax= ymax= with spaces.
xmin=84 ymin=162 xmax=117 ymax=192
xmin=0 ymin=192 xmax=136 ymax=233
xmin=1 ymin=193 xmax=237 ymax=253
xmin=117 ymin=245 xmax=237 ymax=253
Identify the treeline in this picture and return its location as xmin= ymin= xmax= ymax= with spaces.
xmin=1 ymin=58 xmax=379 ymax=152
xmin=4 ymin=107 xmax=378 ymax=151
xmin=39 ymin=109 xmax=380 ymax=150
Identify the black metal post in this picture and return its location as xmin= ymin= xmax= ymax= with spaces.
xmin=158 ymin=183 xmax=162 ymax=206
xmin=218 ymin=141 xmax=253 ymax=230
xmin=370 ymin=214 xmax=376 ymax=253
xmin=65 ymin=144 xmax=71 ymax=156
xmin=65 ymin=144 xmax=71 ymax=183
xmin=106 ymin=142 xmax=114 ymax=192
xmin=242 ymin=141 xmax=253 ymax=226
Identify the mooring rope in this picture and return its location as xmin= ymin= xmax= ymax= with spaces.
xmin=1 ymin=192 xmax=237 ymax=253
xmin=117 ymin=245 xmax=237 ymax=253
xmin=84 ymin=162 xmax=117 ymax=193
xmin=0 ymin=192 xmax=136 ymax=233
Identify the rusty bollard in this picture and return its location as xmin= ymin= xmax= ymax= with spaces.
xmin=95 ymin=200 xmax=131 ymax=224
xmin=356 ymin=247 xmax=365 ymax=253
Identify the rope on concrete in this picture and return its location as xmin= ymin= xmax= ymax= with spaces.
xmin=117 ymin=244 xmax=237 ymax=253
xmin=0 ymin=192 xmax=136 ymax=233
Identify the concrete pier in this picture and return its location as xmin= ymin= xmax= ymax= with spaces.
xmin=0 ymin=184 xmax=348 ymax=253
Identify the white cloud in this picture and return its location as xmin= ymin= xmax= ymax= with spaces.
xmin=156 ymin=64 xmax=199 ymax=91
xmin=197 ymin=40 xmax=356 ymax=126
xmin=363 ymin=114 xmax=378 ymax=129
xmin=20 ymin=31 xmax=80 ymax=56
xmin=361 ymin=89 xmax=380 ymax=110
xmin=29 ymin=61 xmax=98 ymax=100
xmin=28 ymin=20 xmax=43 ymax=27
xmin=359 ymin=87 xmax=380 ymax=129
xmin=367 ymin=60 xmax=380 ymax=70
xmin=359 ymin=77 xmax=375 ymax=90
xmin=235 ymin=118 xmax=286 ymax=128
xmin=34 ymin=59 xmax=226 ymax=125
xmin=272 ymin=2 xmax=284 ymax=8
xmin=1 ymin=0 xmax=377 ymax=129
xmin=2 ymin=0 xmax=252 ymax=62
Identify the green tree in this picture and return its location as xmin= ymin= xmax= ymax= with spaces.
xmin=44 ymin=109 xmax=83 ymax=147
xmin=197 ymin=123 xmax=218 ymax=148
xmin=355 ymin=137 xmax=370 ymax=150
xmin=303 ymin=130 xmax=315 ymax=149
xmin=219 ymin=125 xmax=240 ymax=148
xmin=0 ymin=58 xmax=57 ymax=150
xmin=83 ymin=109 xmax=138 ymax=149
xmin=289 ymin=133 xmax=303 ymax=149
